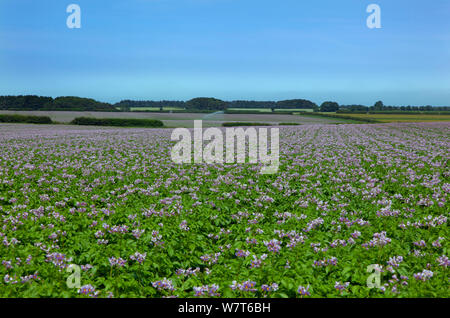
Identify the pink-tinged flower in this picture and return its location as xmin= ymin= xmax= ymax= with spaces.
xmin=235 ymin=249 xmax=251 ymax=258
xmin=230 ymin=280 xmax=257 ymax=292
xmin=176 ymin=267 xmax=200 ymax=276
xmin=413 ymin=240 xmax=426 ymax=248
xmin=2 ymin=260 xmax=12 ymax=269
xmin=108 ymin=257 xmax=126 ymax=267
xmin=436 ymin=255 xmax=449 ymax=268
xmin=193 ymin=284 xmax=220 ymax=297
xmin=387 ymin=255 xmax=403 ymax=268
xmin=45 ymin=252 xmax=72 ymax=269
xmin=304 ymin=218 xmax=324 ymax=232
xmin=250 ymin=254 xmax=267 ymax=268
xmin=132 ymin=228 xmax=145 ymax=239
xmin=4 ymin=274 xmax=16 ymax=284
xmin=129 ymin=252 xmax=147 ymax=264
xmin=78 ymin=284 xmax=99 ymax=297
xmin=362 ymin=231 xmax=391 ymax=248
xmin=263 ymin=239 xmax=282 ymax=253
xmin=313 ymin=257 xmax=338 ymax=267
xmin=334 ymin=281 xmax=350 ymax=292
xmin=414 ymin=269 xmax=434 ymax=281
xmin=432 ymin=237 xmax=444 ymax=248
xmin=200 ymin=252 xmax=221 ymax=265
xmin=261 ymin=283 xmax=278 ymax=292
xmin=179 ymin=220 xmax=189 ymax=231
xmin=297 ymin=285 xmax=310 ymax=296
xmin=152 ymin=278 xmax=174 ymax=291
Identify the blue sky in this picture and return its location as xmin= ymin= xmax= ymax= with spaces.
xmin=0 ymin=0 xmax=449 ymax=105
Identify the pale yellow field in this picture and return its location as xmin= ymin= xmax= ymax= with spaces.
xmin=333 ymin=113 xmax=450 ymax=123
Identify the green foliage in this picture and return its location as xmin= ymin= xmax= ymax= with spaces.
xmin=0 ymin=123 xmax=448 ymax=298
xmin=0 ymin=95 xmax=53 ymax=111
xmin=70 ymin=117 xmax=164 ymax=128
xmin=227 ymin=100 xmax=277 ymax=109
xmin=338 ymin=105 xmax=369 ymax=112
xmin=277 ymin=99 xmax=318 ymax=110
xmin=374 ymin=101 xmax=384 ymax=111
xmin=186 ymin=98 xmax=227 ymax=111
xmin=51 ymin=97 xmax=116 ymax=111
xmin=0 ymin=95 xmax=116 ymax=112
xmin=2 ymin=96 xmax=448 ymax=113
xmin=320 ymin=101 xmax=340 ymax=112
xmin=0 ymin=114 xmax=53 ymax=124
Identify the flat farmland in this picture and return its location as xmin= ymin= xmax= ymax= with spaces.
xmin=127 ymin=107 xmax=185 ymax=112
xmin=227 ymin=108 xmax=315 ymax=113
xmin=0 ymin=122 xmax=448 ymax=298
xmin=0 ymin=110 xmax=353 ymax=127
xmin=331 ymin=113 xmax=450 ymax=123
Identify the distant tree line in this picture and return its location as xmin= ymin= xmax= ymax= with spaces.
xmin=117 ymin=98 xmax=449 ymax=112
xmin=115 ymin=100 xmax=186 ymax=111
xmin=0 ymin=95 xmax=116 ymax=111
xmin=339 ymin=101 xmax=449 ymax=113
xmin=115 ymin=98 xmax=319 ymax=111
xmin=1 ymin=95 xmax=448 ymax=113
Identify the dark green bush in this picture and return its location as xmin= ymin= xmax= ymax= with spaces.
xmin=0 ymin=114 xmax=53 ymax=124
xmin=70 ymin=117 xmax=164 ymax=128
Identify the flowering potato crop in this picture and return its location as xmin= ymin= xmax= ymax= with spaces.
xmin=0 ymin=123 xmax=448 ymax=298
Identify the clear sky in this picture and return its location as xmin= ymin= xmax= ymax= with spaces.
xmin=0 ymin=0 xmax=449 ymax=105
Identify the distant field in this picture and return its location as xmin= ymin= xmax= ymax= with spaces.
xmin=130 ymin=107 xmax=184 ymax=111
xmin=3 ymin=111 xmax=448 ymax=127
xmin=114 ymin=107 xmax=184 ymax=111
xmin=228 ymin=108 xmax=272 ymax=113
xmin=0 ymin=110 xmax=352 ymax=127
xmin=116 ymin=107 xmax=315 ymax=113
xmin=228 ymin=108 xmax=314 ymax=113
xmin=330 ymin=113 xmax=450 ymax=123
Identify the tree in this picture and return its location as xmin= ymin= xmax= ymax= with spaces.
xmin=339 ymin=105 xmax=369 ymax=112
xmin=276 ymin=99 xmax=318 ymax=110
xmin=0 ymin=95 xmax=52 ymax=110
xmin=374 ymin=100 xmax=384 ymax=110
xmin=186 ymin=97 xmax=227 ymax=111
xmin=227 ymin=100 xmax=277 ymax=109
xmin=320 ymin=101 xmax=339 ymax=112
xmin=50 ymin=97 xmax=116 ymax=111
